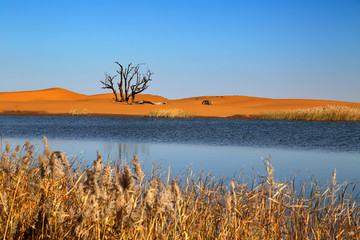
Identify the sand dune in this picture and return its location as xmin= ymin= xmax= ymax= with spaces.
xmin=0 ymin=88 xmax=359 ymax=118
xmin=0 ymin=88 xmax=88 ymax=102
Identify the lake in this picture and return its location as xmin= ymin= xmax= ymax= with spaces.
xmin=1 ymin=115 xmax=359 ymax=186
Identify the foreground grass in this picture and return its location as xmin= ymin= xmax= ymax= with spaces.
xmin=0 ymin=139 xmax=359 ymax=239
xmin=256 ymin=105 xmax=360 ymax=121
xmin=149 ymin=108 xmax=190 ymax=118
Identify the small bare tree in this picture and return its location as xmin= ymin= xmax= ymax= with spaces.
xmin=100 ymin=73 xmax=119 ymax=102
xmin=100 ymin=62 xmax=153 ymax=103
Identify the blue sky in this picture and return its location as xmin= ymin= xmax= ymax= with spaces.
xmin=0 ymin=0 xmax=359 ymax=101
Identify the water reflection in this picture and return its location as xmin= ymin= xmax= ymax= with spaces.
xmin=117 ymin=143 xmax=151 ymax=163
xmin=99 ymin=142 xmax=152 ymax=164
xmin=5 ymin=137 xmax=360 ymax=187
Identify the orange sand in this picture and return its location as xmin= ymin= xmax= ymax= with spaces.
xmin=1 ymin=88 xmax=359 ymax=118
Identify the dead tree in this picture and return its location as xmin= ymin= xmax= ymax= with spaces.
xmin=100 ymin=62 xmax=153 ymax=103
xmin=100 ymin=73 xmax=119 ymax=102
xmin=130 ymin=68 xmax=153 ymax=102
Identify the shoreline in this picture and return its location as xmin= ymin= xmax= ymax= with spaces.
xmin=0 ymin=110 xmax=252 ymax=119
xmin=1 ymin=88 xmax=359 ymax=121
xmin=2 ymin=110 xmax=359 ymax=122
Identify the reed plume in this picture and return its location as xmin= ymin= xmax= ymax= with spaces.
xmin=257 ymin=105 xmax=360 ymax=121
xmin=5 ymin=140 xmax=10 ymax=153
xmin=132 ymin=155 xmax=144 ymax=184
xmin=0 ymin=139 xmax=359 ymax=239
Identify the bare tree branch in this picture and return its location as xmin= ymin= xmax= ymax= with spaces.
xmin=100 ymin=73 xmax=119 ymax=102
xmin=101 ymin=62 xmax=154 ymax=103
xmin=130 ymin=69 xmax=153 ymax=101
xmin=115 ymin=62 xmax=125 ymax=101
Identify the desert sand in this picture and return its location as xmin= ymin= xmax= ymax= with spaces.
xmin=0 ymin=88 xmax=359 ymax=118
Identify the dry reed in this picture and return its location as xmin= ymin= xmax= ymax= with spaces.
xmin=149 ymin=108 xmax=190 ymax=118
xmin=256 ymin=105 xmax=360 ymax=121
xmin=68 ymin=109 xmax=89 ymax=116
xmin=0 ymin=139 xmax=359 ymax=239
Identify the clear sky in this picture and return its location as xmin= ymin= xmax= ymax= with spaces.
xmin=0 ymin=0 xmax=359 ymax=102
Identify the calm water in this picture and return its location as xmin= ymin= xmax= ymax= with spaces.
xmin=1 ymin=115 xmax=359 ymax=185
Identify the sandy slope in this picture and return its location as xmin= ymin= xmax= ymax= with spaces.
xmin=0 ymin=88 xmax=359 ymax=118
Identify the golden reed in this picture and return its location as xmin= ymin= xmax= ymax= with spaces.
xmin=149 ymin=109 xmax=190 ymax=118
xmin=257 ymin=105 xmax=360 ymax=121
xmin=0 ymin=139 xmax=359 ymax=239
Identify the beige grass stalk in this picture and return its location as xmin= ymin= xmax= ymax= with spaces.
xmin=144 ymin=179 xmax=158 ymax=209
xmin=15 ymin=145 xmax=20 ymax=153
xmin=5 ymin=140 xmax=10 ymax=153
xmin=120 ymin=165 xmax=136 ymax=192
xmin=0 ymin=139 xmax=359 ymax=239
xmin=132 ymin=155 xmax=144 ymax=184
xmin=257 ymin=105 xmax=360 ymax=121
xmin=156 ymin=185 xmax=173 ymax=214
xmin=0 ymin=152 xmax=10 ymax=174
xmin=69 ymin=109 xmax=88 ymax=116
xmin=49 ymin=152 xmax=65 ymax=179
xmin=102 ymin=165 xmax=112 ymax=187
xmin=93 ymin=150 xmax=103 ymax=178
xmin=149 ymin=108 xmax=191 ymax=118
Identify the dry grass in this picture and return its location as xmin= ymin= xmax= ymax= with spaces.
xmin=149 ymin=108 xmax=191 ymax=118
xmin=256 ymin=105 xmax=360 ymax=121
xmin=0 ymin=139 xmax=359 ymax=239
xmin=68 ymin=109 xmax=89 ymax=116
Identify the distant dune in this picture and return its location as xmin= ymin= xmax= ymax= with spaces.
xmin=0 ymin=88 xmax=87 ymax=101
xmin=0 ymin=88 xmax=359 ymax=118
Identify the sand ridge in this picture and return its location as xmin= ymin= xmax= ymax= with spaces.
xmin=0 ymin=88 xmax=359 ymax=118
xmin=0 ymin=88 xmax=89 ymax=102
